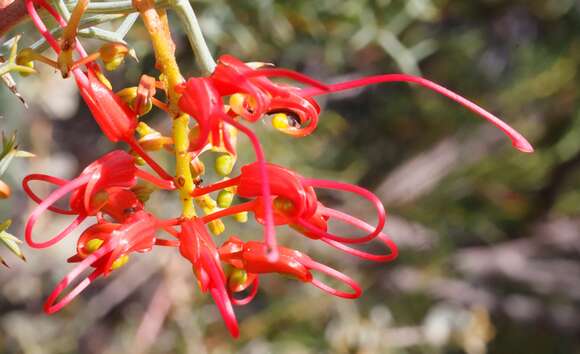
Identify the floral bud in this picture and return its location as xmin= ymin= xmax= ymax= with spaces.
xmin=217 ymin=189 xmax=234 ymax=208
xmin=233 ymin=212 xmax=248 ymax=223
xmin=208 ymin=220 xmax=225 ymax=235
xmin=0 ymin=180 xmax=11 ymax=199
xmin=99 ymin=43 xmax=131 ymax=71
xmin=138 ymin=134 xmax=172 ymax=151
xmin=15 ymin=48 xmax=35 ymax=77
xmin=215 ymin=154 xmax=235 ymax=177
xmin=117 ymin=87 xmax=153 ymax=116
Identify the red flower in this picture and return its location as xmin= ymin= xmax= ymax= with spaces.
xmin=43 ymin=210 xmax=177 ymax=314
xmin=178 ymin=219 xmax=239 ymax=337
xmin=218 ymin=237 xmax=362 ymax=302
xmin=195 ymin=162 xmax=397 ymax=261
xmin=206 ymin=55 xmax=533 ymax=152
xmin=23 ymin=150 xmax=174 ymax=249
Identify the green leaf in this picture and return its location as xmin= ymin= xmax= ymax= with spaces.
xmin=0 ymin=132 xmax=34 ymax=177
xmin=0 ymin=229 xmax=26 ymax=262
xmin=13 ymin=150 xmax=35 ymax=158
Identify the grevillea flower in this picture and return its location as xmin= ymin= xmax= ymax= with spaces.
xmin=206 ymin=55 xmax=533 ymax=153
xmin=43 ymin=210 xmax=178 ymax=314
xmin=218 ymin=236 xmax=362 ymax=305
xmin=195 ymin=162 xmax=397 ymax=258
xmin=25 ymin=0 xmax=172 ymax=180
xmin=23 ymin=150 xmax=174 ymax=249
xmin=178 ymin=219 xmax=239 ymax=337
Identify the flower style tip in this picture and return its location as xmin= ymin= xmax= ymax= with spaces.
xmin=299 ymin=73 xmax=534 ymax=153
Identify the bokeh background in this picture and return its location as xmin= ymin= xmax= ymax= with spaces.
xmin=1 ymin=0 xmax=580 ymax=353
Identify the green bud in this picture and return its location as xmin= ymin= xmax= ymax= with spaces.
xmin=217 ymin=190 xmax=234 ymax=208
xmin=215 ymin=154 xmax=235 ymax=177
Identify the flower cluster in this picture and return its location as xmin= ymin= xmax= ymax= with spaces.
xmin=18 ymin=0 xmax=532 ymax=338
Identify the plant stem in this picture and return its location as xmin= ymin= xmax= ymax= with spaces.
xmin=169 ymin=0 xmax=215 ymax=76
xmin=133 ymin=0 xmax=196 ymax=218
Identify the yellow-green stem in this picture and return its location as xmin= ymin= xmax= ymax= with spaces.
xmin=133 ymin=0 xmax=195 ymax=218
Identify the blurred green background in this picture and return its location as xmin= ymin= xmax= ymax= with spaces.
xmin=1 ymin=0 xmax=580 ymax=353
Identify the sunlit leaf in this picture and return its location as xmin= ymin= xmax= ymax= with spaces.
xmin=0 ymin=229 xmax=26 ymax=262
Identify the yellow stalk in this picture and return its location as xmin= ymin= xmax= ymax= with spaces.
xmin=133 ymin=0 xmax=195 ymax=218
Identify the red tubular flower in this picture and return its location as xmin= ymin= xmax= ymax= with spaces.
xmin=209 ymin=55 xmax=533 ymax=152
xmin=196 ymin=163 xmax=396 ymax=257
xmin=43 ymin=211 xmax=177 ymax=314
xmin=178 ymin=219 xmax=239 ymax=338
xmin=23 ymin=150 xmax=174 ymax=249
xmin=219 ymin=236 xmax=362 ymax=303
xmin=25 ymin=0 xmax=173 ymax=180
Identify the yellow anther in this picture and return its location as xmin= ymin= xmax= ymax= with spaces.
xmin=110 ymin=254 xmax=129 ymax=270
xmin=233 ymin=211 xmax=248 ymax=223
xmin=228 ymin=268 xmax=248 ymax=288
xmin=217 ymin=189 xmax=234 ymax=208
xmin=198 ymin=195 xmax=217 ymax=210
xmin=229 ymin=93 xmax=245 ymax=116
xmin=272 ymin=113 xmax=290 ymax=131
xmin=131 ymin=181 xmax=155 ymax=202
xmin=215 ymin=154 xmax=235 ymax=177
xmin=85 ymin=238 xmax=104 ymax=253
